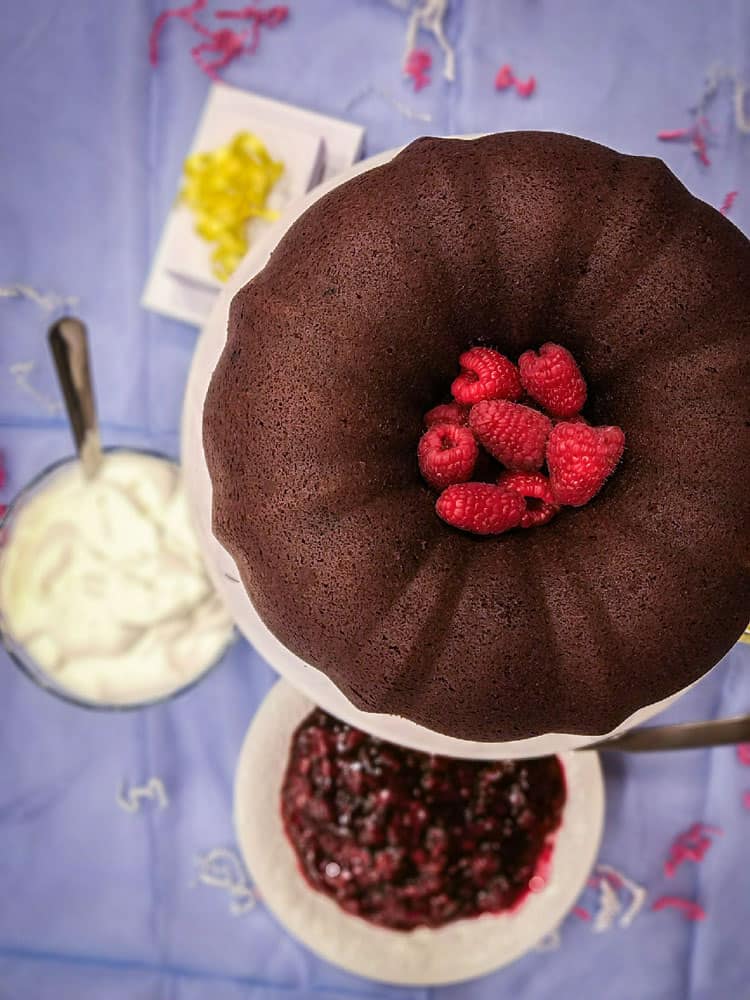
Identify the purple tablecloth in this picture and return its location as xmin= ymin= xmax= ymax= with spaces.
xmin=0 ymin=2 xmax=748 ymax=997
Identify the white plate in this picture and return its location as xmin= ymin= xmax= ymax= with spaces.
xmin=142 ymin=83 xmax=364 ymax=326
xmin=234 ymin=680 xmax=605 ymax=986
xmin=181 ymin=142 xmax=702 ymax=759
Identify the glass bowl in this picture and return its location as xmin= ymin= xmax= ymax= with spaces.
xmin=0 ymin=446 xmax=237 ymax=710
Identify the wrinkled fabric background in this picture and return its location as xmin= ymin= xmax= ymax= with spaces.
xmin=0 ymin=2 xmax=748 ymax=998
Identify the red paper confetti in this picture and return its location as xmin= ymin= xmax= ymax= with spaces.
xmin=652 ymin=896 xmax=706 ymax=921
xmin=149 ymin=0 xmax=210 ymax=66
xmin=149 ymin=0 xmax=288 ymax=80
xmin=664 ymin=823 xmax=722 ymax=878
xmin=692 ymin=130 xmax=710 ymax=166
xmin=660 ymin=69 xmax=750 ymax=167
xmin=191 ymin=28 xmax=247 ymax=80
xmin=215 ymin=5 xmax=289 ymax=55
xmin=404 ymin=48 xmax=432 ymax=91
xmin=657 ymin=128 xmax=691 ymax=140
xmin=494 ymin=64 xmax=536 ymax=98
xmin=514 ymin=76 xmax=536 ymax=98
xmin=658 ymin=117 xmax=712 ymax=166
xmin=573 ymin=906 xmax=591 ymax=921
xmin=719 ymin=190 xmax=739 ymax=214
xmin=737 ymin=743 xmax=750 ymax=766
xmin=494 ymin=64 xmax=514 ymax=89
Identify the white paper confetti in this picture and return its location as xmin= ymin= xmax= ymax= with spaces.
xmin=400 ymin=0 xmax=455 ymax=82
xmin=117 ymin=777 xmax=169 ymax=813
xmin=733 ymin=78 xmax=750 ymax=133
xmin=596 ymin=864 xmax=648 ymax=929
xmin=0 ymin=284 xmax=78 ymax=313
xmin=9 ymin=361 xmax=63 ymax=415
xmin=592 ymin=875 xmax=621 ymax=933
xmin=192 ymin=846 xmax=256 ymax=916
xmin=698 ymin=65 xmax=750 ymax=134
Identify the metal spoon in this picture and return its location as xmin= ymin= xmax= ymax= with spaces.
xmin=48 ymin=317 xmax=103 ymax=479
xmin=582 ymin=713 xmax=750 ymax=753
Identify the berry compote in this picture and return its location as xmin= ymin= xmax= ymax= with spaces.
xmin=281 ymin=709 xmax=566 ymax=931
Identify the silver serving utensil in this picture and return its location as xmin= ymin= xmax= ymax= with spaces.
xmin=48 ymin=317 xmax=103 ymax=479
xmin=582 ymin=713 xmax=750 ymax=753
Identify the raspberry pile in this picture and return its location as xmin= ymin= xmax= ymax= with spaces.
xmin=418 ymin=343 xmax=625 ymax=535
xmin=281 ymin=708 xmax=566 ymax=931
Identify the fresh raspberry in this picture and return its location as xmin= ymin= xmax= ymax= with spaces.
xmin=418 ymin=424 xmax=478 ymax=490
xmin=546 ymin=422 xmax=625 ymax=507
xmin=436 ymin=483 xmax=525 ymax=536
xmin=557 ymin=414 xmax=588 ymax=425
xmin=424 ymin=402 xmax=470 ymax=428
xmin=451 ymin=347 xmax=522 ymax=405
xmin=497 ymin=471 xmax=560 ymax=528
xmin=469 ymin=400 xmax=551 ymax=471
xmin=518 ymin=343 xmax=587 ymax=418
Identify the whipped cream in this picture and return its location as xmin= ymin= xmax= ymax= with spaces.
xmin=0 ymin=451 xmax=234 ymax=705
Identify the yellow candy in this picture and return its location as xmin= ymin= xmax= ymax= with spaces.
xmin=180 ymin=131 xmax=284 ymax=281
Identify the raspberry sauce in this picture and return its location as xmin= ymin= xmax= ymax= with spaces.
xmin=281 ymin=709 xmax=566 ymax=931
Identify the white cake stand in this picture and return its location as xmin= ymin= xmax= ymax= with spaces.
xmin=181 ymin=144 xmax=701 ymax=759
xmin=234 ymin=680 xmax=605 ymax=986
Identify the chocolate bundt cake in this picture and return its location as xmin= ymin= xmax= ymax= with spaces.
xmin=204 ymin=132 xmax=750 ymax=742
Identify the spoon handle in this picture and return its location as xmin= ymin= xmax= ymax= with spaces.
xmin=584 ymin=713 xmax=750 ymax=753
xmin=48 ymin=317 xmax=103 ymax=478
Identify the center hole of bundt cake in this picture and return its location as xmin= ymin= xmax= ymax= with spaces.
xmin=417 ymin=344 xmax=625 ymax=536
